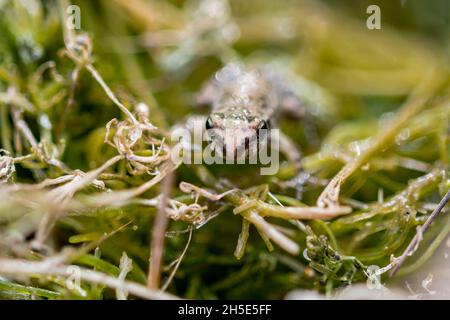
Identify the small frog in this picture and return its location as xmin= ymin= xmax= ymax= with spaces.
xmin=196 ymin=62 xmax=308 ymax=164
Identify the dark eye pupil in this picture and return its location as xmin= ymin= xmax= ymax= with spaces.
xmin=205 ymin=117 xmax=213 ymax=130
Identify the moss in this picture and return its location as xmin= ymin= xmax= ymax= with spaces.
xmin=0 ymin=0 xmax=448 ymax=299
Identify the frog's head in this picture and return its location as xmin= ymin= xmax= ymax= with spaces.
xmin=204 ymin=109 xmax=269 ymax=161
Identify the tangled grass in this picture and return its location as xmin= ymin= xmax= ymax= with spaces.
xmin=0 ymin=0 xmax=449 ymax=299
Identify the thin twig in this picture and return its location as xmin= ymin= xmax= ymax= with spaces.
xmin=317 ymin=72 xmax=442 ymax=208
xmin=390 ymin=189 xmax=450 ymax=277
xmin=161 ymin=226 xmax=193 ymax=291
xmin=85 ymin=64 xmax=138 ymax=124
xmin=147 ymin=161 xmax=176 ymax=289
xmin=86 ymin=160 xmax=178 ymax=208
xmin=0 ymin=258 xmax=178 ymax=300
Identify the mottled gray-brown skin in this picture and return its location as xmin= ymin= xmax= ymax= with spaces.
xmin=197 ymin=63 xmax=299 ymax=159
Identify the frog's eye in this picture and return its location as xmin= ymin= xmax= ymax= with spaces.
xmin=257 ymin=120 xmax=269 ymax=130
xmin=205 ymin=117 xmax=214 ymax=130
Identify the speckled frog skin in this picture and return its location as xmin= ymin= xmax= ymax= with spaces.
xmin=197 ymin=63 xmax=300 ymax=159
